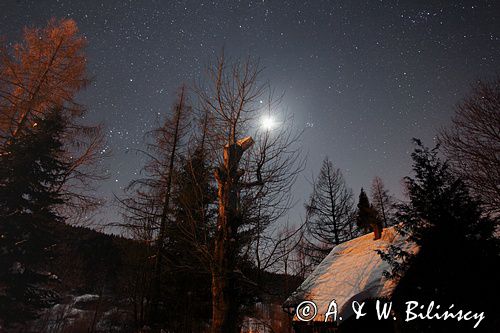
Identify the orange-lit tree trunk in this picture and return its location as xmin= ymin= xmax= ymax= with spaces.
xmin=196 ymin=54 xmax=303 ymax=333
xmin=212 ymin=137 xmax=254 ymax=333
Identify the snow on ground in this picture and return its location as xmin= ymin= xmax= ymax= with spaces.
xmin=55 ymin=293 xmax=99 ymax=313
xmin=33 ymin=294 xmax=101 ymax=331
xmin=33 ymin=293 xmax=132 ymax=332
xmin=74 ymin=294 xmax=100 ymax=303
xmin=284 ymin=226 xmax=417 ymax=322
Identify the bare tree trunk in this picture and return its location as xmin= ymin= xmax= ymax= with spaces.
xmin=373 ymin=224 xmax=382 ymax=240
xmin=195 ymin=54 xmax=303 ymax=332
xmin=326 ymin=162 xmax=339 ymax=244
xmin=371 ymin=176 xmax=393 ymax=229
xmin=149 ymin=87 xmax=186 ymax=322
xmin=375 ymin=181 xmax=388 ymax=227
xmin=212 ymin=138 xmax=254 ymax=333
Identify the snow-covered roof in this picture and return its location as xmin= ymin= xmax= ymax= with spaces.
xmin=283 ymin=226 xmax=417 ymax=322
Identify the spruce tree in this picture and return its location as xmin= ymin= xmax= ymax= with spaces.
xmin=379 ymin=139 xmax=499 ymax=331
xmin=0 ymin=110 xmax=68 ymax=326
xmin=394 ymin=140 xmax=496 ymax=250
xmin=356 ymin=188 xmax=382 ymax=238
xmin=165 ymin=147 xmax=216 ymax=330
xmin=0 ymin=111 xmax=67 ymax=219
xmin=304 ymin=157 xmax=356 ymax=263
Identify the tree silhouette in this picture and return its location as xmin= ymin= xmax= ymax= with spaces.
xmin=196 ymin=54 xmax=303 ymax=333
xmin=304 ymin=157 xmax=356 ymax=264
xmin=0 ymin=110 xmax=68 ymax=326
xmin=119 ymin=86 xmax=191 ymax=324
xmin=370 ymin=176 xmax=393 ymax=227
xmin=439 ymin=78 xmax=500 ymax=215
xmin=0 ymin=18 xmax=87 ymax=138
xmin=378 ymin=139 xmax=499 ymax=331
xmin=0 ymin=18 xmax=106 ymax=224
xmin=356 ymin=188 xmax=382 ymax=239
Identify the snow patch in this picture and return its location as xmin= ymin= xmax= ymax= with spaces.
xmin=74 ymin=294 xmax=100 ymax=303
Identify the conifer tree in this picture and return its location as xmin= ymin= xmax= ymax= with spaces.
xmin=0 ymin=18 xmax=87 ymax=138
xmin=171 ymin=147 xmax=216 ymax=265
xmin=370 ymin=176 xmax=393 ymax=227
xmin=356 ymin=188 xmax=382 ymax=239
xmin=120 ymin=86 xmax=191 ymax=325
xmin=164 ymin=146 xmax=217 ymax=330
xmin=304 ymin=157 xmax=356 ymax=263
xmin=378 ymin=139 xmax=499 ymax=331
xmin=0 ymin=18 xmax=106 ymax=224
xmin=0 ymin=109 xmax=68 ymax=220
xmin=0 ymin=110 xmax=68 ymax=326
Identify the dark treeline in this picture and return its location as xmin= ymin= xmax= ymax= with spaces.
xmin=0 ymin=18 xmax=498 ymax=333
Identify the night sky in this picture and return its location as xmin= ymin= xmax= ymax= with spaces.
xmin=1 ymin=0 xmax=499 ymax=228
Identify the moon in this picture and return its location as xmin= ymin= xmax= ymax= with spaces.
xmin=261 ymin=115 xmax=277 ymax=130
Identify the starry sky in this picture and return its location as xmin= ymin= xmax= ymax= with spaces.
xmin=1 ymin=0 xmax=499 ymax=228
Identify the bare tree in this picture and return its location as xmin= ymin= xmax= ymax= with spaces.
xmin=439 ymin=78 xmax=500 ymax=214
xmin=119 ymin=86 xmax=191 ymax=323
xmin=55 ymin=119 xmax=108 ymax=224
xmin=148 ymin=87 xmax=191 ymax=320
xmin=370 ymin=176 xmax=393 ymax=227
xmin=195 ymin=54 xmax=303 ymax=333
xmin=291 ymin=233 xmax=315 ymax=279
xmin=0 ymin=18 xmax=88 ymax=138
xmin=247 ymin=217 xmax=306 ymax=282
xmin=304 ymin=157 xmax=356 ymax=264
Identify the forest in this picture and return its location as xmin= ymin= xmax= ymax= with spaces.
xmin=0 ymin=18 xmax=498 ymax=333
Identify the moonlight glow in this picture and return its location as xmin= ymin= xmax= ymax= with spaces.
xmin=4 ymin=1 xmax=495 ymax=227
xmin=261 ymin=116 xmax=277 ymax=130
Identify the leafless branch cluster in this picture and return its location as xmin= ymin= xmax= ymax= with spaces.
xmin=439 ymin=78 xmax=500 ymax=214
xmin=370 ymin=176 xmax=394 ymax=227
xmin=0 ymin=18 xmax=88 ymax=138
xmin=194 ymin=54 xmax=304 ymax=332
xmin=302 ymin=157 xmax=357 ymax=264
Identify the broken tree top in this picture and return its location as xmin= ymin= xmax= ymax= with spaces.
xmin=283 ymin=226 xmax=417 ymax=322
